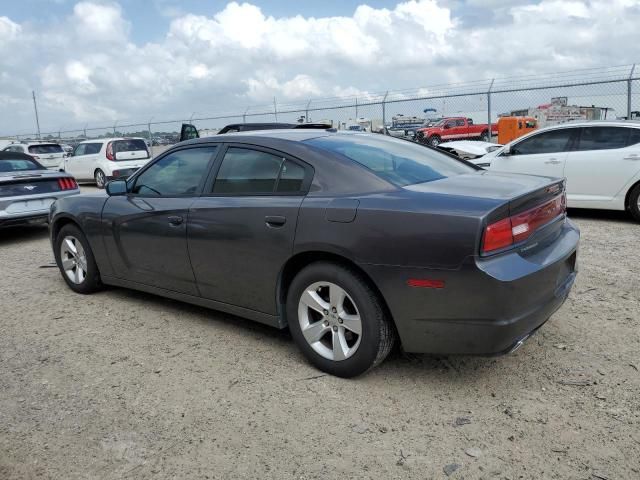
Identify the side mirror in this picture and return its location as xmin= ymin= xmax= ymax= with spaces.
xmin=180 ymin=123 xmax=199 ymax=142
xmin=503 ymin=145 xmax=512 ymax=156
xmin=106 ymin=179 xmax=128 ymax=196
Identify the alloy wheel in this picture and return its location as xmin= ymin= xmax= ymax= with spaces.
xmin=95 ymin=170 xmax=105 ymax=188
xmin=60 ymin=236 xmax=88 ymax=285
xmin=297 ymin=281 xmax=362 ymax=361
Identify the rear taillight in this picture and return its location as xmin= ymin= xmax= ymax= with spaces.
xmin=57 ymin=177 xmax=78 ymax=190
xmin=106 ymin=141 xmax=114 ymax=161
xmin=482 ymin=193 xmax=566 ymax=254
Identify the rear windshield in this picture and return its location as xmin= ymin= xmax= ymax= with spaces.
xmin=306 ymin=135 xmax=475 ymax=186
xmin=114 ymin=139 xmax=148 ymax=153
xmin=0 ymin=158 xmax=42 ymax=172
xmin=28 ymin=144 xmax=63 ymax=154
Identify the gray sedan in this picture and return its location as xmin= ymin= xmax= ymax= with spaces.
xmin=0 ymin=151 xmax=79 ymax=227
xmin=49 ymin=131 xmax=579 ymax=377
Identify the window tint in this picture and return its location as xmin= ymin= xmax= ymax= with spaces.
xmin=277 ymin=161 xmax=305 ymax=192
xmin=0 ymin=158 xmax=41 ymax=172
xmin=455 ymin=119 xmax=465 ymax=126
xmin=114 ymin=139 xmax=147 ymax=153
xmin=627 ymin=128 xmax=640 ymax=147
xmin=85 ymin=143 xmax=102 ymax=155
xmin=213 ymin=148 xmax=283 ymax=194
xmin=512 ymin=129 xmax=575 ymax=155
xmin=306 ymin=135 xmax=474 ymax=187
xmin=28 ymin=144 xmax=63 ymax=154
xmin=577 ymin=127 xmax=629 ymax=151
xmin=132 ymin=147 xmax=216 ymax=196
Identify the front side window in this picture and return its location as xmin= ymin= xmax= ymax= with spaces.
xmin=455 ymin=119 xmax=465 ymax=126
xmin=212 ymin=147 xmax=306 ymax=194
xmin=132 ymin=147 xmax=217 ymax=196
xmin=306 ymin=135 xmax=474 ymax=187
xmin=74 ymin=144 xmax=87 ymax=156
xmin=576 ymin=127 xmax=629 ymax=151
xmin=511 ymin=129 xmax=575 ymax=155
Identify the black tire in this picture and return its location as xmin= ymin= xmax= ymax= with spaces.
xmin=94 ymin=169 xmax=106 ymax=189
xmin=628 ymin=183 xmax=640 ymax=222
xmin=287 ymin=261 xmax=395 ymax=378
xmin=428 ymin=135 xmax=441 ymax=147
xmin=480 ymin=130 xmax=489 ymax=142
xmin=54 ymin=224 xmax=103 ymax=294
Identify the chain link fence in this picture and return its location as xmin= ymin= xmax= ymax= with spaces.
xmin=4 ymin=64 xmax=638 ymax=146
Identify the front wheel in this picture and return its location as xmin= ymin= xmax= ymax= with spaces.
xmin=287 ymin=262 xmax=395 ymax=378
xmin=54 ymin=224 xmax=103 ymax=294
xmin=428 ymin=135 xmax=441 ymax=147
xmin=94 ymin=169 xmax=106 ymax=189
xmin=628 ymin=184 xmax=640 ymax=222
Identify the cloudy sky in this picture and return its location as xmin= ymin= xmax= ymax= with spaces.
xmin=0 ymin=0 xmax=638 ymax=135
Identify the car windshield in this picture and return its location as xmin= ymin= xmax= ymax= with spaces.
xmin=0 ymin=158 xmax=42 ymax=172
xmin=28 ymin=144 xmax=63 ymax=154
xmin=306 ymin=134 xmax=475 ymax=186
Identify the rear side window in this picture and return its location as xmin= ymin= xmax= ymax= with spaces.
xmin=512 ymin=129 xmax=575 ymax=155
xmin=85 ymin=143 xmax=102 ymax=154
xmin=306 ymin=135 xmax=474 ymax=187
xmin=212 ymin=148 xmax=307 ymax=194
xmin=626 ymin=128 xmax=640 ymax=147
xmin=132 ymin=147 xmax=217 ymax=196
xmin=28 ymin=144 xmax=63 ymax=154
xmin=576 ymin=127 xmax=629 ymax=151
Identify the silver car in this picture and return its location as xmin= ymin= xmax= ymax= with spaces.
xmin=0 ymin=151 xmax=80 ymax=227
xmin=2 ymin=142 xmax=67 ymax=170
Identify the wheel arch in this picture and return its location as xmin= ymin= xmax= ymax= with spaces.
xmin=624 ymin=179 xmax=640 ymax=210
xmin=50 ymin=215 xmax=82 ymax=242
xmin=277 ymin=250 xmax=396 ymax=331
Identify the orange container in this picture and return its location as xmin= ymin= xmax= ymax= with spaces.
xmin=497 ymin=116 xmax=537 ymax=144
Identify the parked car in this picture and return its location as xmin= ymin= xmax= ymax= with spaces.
xmin=470 ymin=121 xmax=640 ymax=221
xmin=0 ymin=151 xmax=79 ymax=227
xmin=437 ymin=140 xmax=503 ymax=160
xmin=2 ymin=142 xmax=66 ymax=170
xmin=49 ymin=131 xmax=578 ymax=377
xmin=416 ymin=117 xmax=498 ymax=146
xmin=61 ymin=137 xmax=151 ymax=188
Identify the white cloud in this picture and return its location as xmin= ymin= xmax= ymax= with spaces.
xmin=1 ymin=0 xmax=640 ymax=135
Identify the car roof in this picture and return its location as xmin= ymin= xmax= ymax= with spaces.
xmin=78 ymin=137 xmax=145 ymax=143
xmin=532 ymin=120 xmax=640 ymax=131
xmin=183 ymin=128 xmax=336 ymax=145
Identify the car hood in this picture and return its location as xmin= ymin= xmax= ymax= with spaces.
xmin=438 ymin=141 xmax=502 ymax=157
xmin=404 ymin=171 xmax=559 ymax=201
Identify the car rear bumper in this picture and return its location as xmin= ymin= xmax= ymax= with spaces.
xmin=0 ymin=189 xmax=80 ymax=226
xmin=360 ymin=217 xmax=580 ymax=355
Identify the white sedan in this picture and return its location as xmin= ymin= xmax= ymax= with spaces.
xmin=469 ymin=121 xmax=640 ymax=221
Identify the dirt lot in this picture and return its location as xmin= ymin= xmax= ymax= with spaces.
xmin=1 ymin=188 xmax=638 ymax=479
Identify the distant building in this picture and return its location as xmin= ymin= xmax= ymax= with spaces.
xmin=501 ymin=97 xmax=616 ymax=128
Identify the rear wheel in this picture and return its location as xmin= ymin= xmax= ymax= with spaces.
xmin=287 ymin=262 xmax=395 ymax=378
xmin=54 ymin=224 xmax=103 ymax=294
xmin=94 ymin=169 xmax=106 ymax=189
xmin=480 ymin=130 xmax=490 ymax=142
xmin=628 ymin=183 xmax=640 ymax=222
xmin=428 ymin=135 xmax=441 ymax=147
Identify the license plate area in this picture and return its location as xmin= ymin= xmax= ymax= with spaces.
xmin=6 ymin=198 xmax=55 ymax=213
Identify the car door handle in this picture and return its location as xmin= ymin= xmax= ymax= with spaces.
xmin=624 ymin=154 xmax=640 ymax=160
xmin=544 ymin=158 xmax=561 ymax=164
xmin=265 ymin=215 xmax=286 ymax=227
xmin=168 ymin=215 xmax=183 ymax=226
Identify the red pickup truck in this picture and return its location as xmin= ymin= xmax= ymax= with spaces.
xmin=415 ymin=117 xmax=498 ymax=146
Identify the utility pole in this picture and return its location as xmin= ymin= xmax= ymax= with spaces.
xmin=273 ymin=97 xmax=278 ymax=121
xmin=32 ymin=91 xmax=42 ymax=139
xmin=487 ymin=78 xmax=495 ymax=142
xmin=382 ymin=91 xmax=388 ymax=134
xmin=628 ymin=64 xmax=636 ymax=119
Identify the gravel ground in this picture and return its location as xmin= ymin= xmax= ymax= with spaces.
xmin=1 ymin=188 xmax=638 ymax=479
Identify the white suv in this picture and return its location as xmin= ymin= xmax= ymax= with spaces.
xmin=472 ymin=121 xmax=640 ymax=221
xmin=2 ymin=142 xmax=66 ymax=170
xmin=62 ymin=138 xmax=151 ymax=188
